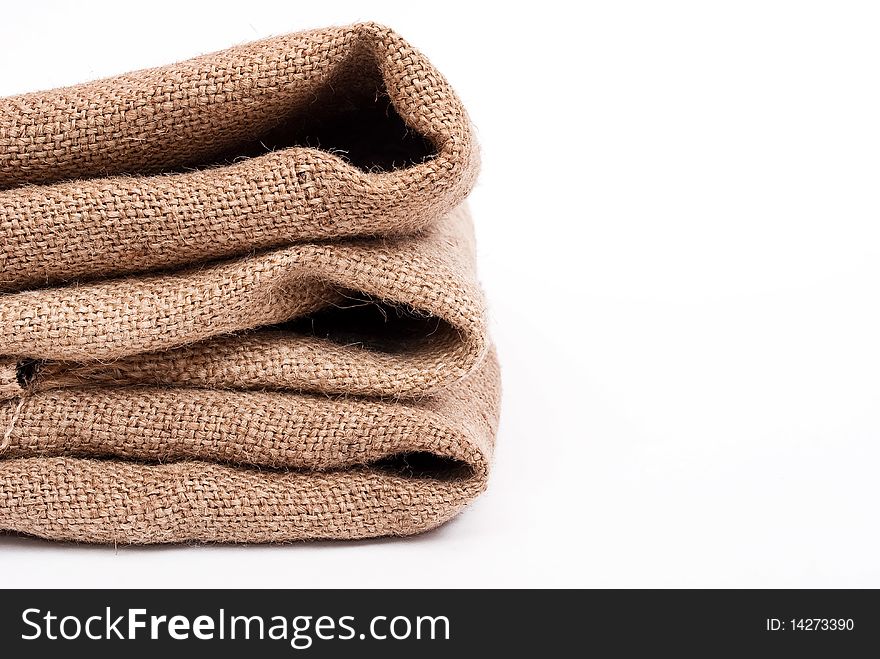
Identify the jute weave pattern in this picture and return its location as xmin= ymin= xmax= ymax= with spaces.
xmin=0 ymin=23 xmax=499 ymax=544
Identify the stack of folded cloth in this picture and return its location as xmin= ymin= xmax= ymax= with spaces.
xmin=0 ymin=23 xmax=499 ymax=544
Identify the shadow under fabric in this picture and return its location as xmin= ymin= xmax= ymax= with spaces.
xmin=0 ymin=23 xmax=499 ymax=543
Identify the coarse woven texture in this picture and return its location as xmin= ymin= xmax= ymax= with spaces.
xmin=0 ymin=352 xmax=500 ymax=543
xmin=0 ymin=359 xmax=20 ymax=402
xmin=0 ymin=22 xmax=478 ymax=291
xmin=0 ymin=24 xmax=497 ymax=544
xmin=0 ymin=206 xmax=487 ymax=400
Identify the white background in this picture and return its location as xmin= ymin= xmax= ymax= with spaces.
xmin=2 ymin=0 xmax=880 ymax=587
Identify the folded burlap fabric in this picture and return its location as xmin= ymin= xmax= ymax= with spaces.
xmin=0 ymin=22 xmax=477 ymax=291
xmin=0 ymin=206 xmax=488 ymax=398
xmin=0 ymin=352 xmax=499 ymax=543
xmin=0 ymin=24 xmax=498 ymax=544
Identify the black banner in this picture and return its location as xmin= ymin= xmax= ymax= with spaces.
xmin=0 ymin=589 xmax=875 ymax=656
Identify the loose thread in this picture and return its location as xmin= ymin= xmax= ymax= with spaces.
xmin=0 ymin=396 xmax=26 ymax=453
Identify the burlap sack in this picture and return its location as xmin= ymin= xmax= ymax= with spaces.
xmin=0 ymin=206 xmax=488 ymax=399
xmin=0 ymin=24 xmax=498 ymax=544
xmin=0 ymin=352 xmax=499 ymax=543
xmin=0 ymin=22 xmax=477 ymax=291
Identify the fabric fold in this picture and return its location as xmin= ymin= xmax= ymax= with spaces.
xmin=0 ymin=206 xmax=487 ymax=398
xmin=0 ymin=22 xmax=477 ymax=291
xmin=0 ymin=352 xmax=499 ymax=544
